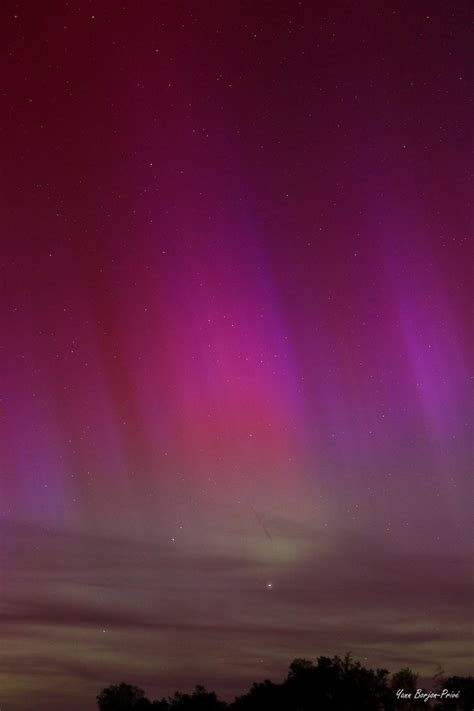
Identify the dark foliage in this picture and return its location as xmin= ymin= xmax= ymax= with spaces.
xmin=97 ymin=683 xmax=148 ymax=711
xmin=157 ymin=685 xmax=227 ymax=709
xmin=390 ymin=667 xmax=426 ymax=710
xmin=96 ymin=656 xmax=474 ymax=711
xmin=434 ymin=676 xmax=474 ymax=710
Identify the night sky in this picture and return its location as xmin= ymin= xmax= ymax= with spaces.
xmin=1 ymin=1 xmax=472 ymax=709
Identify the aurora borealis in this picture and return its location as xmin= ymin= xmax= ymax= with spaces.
xmin=1 ymin=1 xmax=472 ymax=709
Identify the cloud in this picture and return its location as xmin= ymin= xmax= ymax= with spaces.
xmin=1 ymin=519 xmax=472 ymax=710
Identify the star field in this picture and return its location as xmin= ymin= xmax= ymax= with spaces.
xmin=0 ymin=2 xmax=472 ymax=710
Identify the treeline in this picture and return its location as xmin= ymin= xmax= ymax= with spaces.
xmin=97 ymin=654 xmax=474 ymax=710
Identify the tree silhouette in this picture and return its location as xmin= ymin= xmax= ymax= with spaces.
xmin=96 ymin=656 xmax=473 ymax=711
xmin=231 ymin=654 xmax=392 ymax=710
xmin=97 ymin=682 xmax=149 ymax=711
xmin=166 ymin=685 xmax=227 ymax=709
xmin=232 ymin=678 xmax=287 ymax=711
xmin=435 ymin=676 xmax=474 ymax=710
xmin=390 ymin=667 xmax=426 ymax=710
xmin=151 ymin=700 xmax=171 ymax=710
